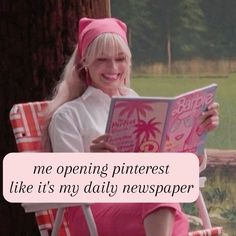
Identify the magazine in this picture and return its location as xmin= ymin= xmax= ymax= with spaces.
xmin=105 ymin=84 xmax=217 ymax=157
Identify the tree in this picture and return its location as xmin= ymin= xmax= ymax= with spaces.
xmin=111 ymin=0 xmax=206 ymax=70
xmin=0 ymin=0 xmax=110 ymax=235
xmin=200 ymin=0 xmax=236 ymax=58
xmin=148 ymin=0 xmax=206 ymax=72
xmin=111 ymin=0 xmax=155 ymax=66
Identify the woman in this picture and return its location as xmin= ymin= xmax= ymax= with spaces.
xmin=47 ymin=17 xmax=219 ymax=236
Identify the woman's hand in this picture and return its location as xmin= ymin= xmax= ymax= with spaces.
xmin=200 ymin=102 xmax=219 ymax=132
xmin=90 ymin=134 xmax=117 ymax=152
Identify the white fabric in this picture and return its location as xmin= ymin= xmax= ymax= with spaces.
xmin=49 ymin=86 xmax=138 ymax=152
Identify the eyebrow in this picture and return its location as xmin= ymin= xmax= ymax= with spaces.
xmin=117 ymin=52 xmax=125 ymax=55
xmin=99 ymin=52 xmax=125 ymax=57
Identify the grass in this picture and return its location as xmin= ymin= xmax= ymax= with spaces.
xmin=202 ymin=166 xmax=236 ymax=235
xmin=131 ymin=74 xmax=236 ymax=150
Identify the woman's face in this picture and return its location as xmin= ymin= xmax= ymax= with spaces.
xmin=88 ymin=52 xmax=128 ymax=96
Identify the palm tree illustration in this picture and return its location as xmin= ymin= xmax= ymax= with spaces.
xmin=116 ymin=101 xmax=163 ymax=151
xmin=116 ymin=101 xmax=154 ymax=120
xmin=134 ymin=118 xmax=162 ymax=151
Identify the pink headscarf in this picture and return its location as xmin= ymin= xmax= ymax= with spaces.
xmin=78 ymin=17 xmax=128 ymax=58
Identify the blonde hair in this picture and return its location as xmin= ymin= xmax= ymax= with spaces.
xmin=43 ymin=33 xmax=131 ymax=150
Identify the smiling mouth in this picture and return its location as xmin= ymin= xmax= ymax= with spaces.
xmin=102 ymin=74 xmax=120 ymax=81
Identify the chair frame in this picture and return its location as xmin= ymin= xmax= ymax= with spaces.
xmin=9 ymin=101 xmax=223 ymax=236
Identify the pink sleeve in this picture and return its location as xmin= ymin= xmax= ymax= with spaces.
xmin=142 ymin=203 xmax=182 ymax=220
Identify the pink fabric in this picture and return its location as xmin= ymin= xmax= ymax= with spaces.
xmin=78 ymin=17 xmax=128 ymax=57
xmin=68 ymin=203 xmax=188 ymax=236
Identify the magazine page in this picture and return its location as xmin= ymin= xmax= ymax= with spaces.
xmin=106 ymin=97 xmax=170 ymax=152
xmin=163 ymin=84 xmax=217 ymax=157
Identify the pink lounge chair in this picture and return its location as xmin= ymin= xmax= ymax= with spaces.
xmin=9 ymin=101 xmax=223 ymax=236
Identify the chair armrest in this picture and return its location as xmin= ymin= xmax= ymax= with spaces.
xmin=21 ymin=203 xmax=85 ymax=212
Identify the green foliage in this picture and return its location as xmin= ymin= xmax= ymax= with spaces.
xmin=221 ymin=207 xmax=236 ymax=222
xmin=184 ymin=165 xmax=236 ymax=234
xmin=183 ymin=203 xmax=198 ymax=215
xmin=202 ymin=166 xmax=236 ymax=235
xmin=200 ymin=0 xmax=236 ymax=58
xmin=204 ymin=187 xmax=227 ymax=204
xmin=111 ymin=0 xmax=236 ymax=65
xmin=173 ymin=0 xmax=206 ymax=57
xmin=149 ymin=0 xmax=206 ymax=59
xmin=111 ymin=0 xmax=155 ymax=64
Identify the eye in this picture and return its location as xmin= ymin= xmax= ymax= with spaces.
xmin=184 ymin=116 xmax=193 ymax=127
xmin=116 ymin=57 xmax=126 ymax=62
xmin=97 ymin=58 xmax=107 ymax=62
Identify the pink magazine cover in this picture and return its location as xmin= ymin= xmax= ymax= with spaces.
xmin=106 ymin=84 xmax=217 ymax=156
xmin=163 ymin=83 xmax=217 ymax=157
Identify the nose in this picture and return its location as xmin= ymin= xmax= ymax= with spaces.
xmin=108 ymin=59 xmax=117 ymax=70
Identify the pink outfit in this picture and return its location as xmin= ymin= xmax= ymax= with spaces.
xmin=68 ymin=203 xmax=188 ymax=236
xmin=49 ymin=87 xmax=189 ymax=236
xmin=50 ymin=17 xmax=189 ymax=235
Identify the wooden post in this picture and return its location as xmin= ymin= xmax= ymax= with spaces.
xmin=0 ymin=0 xmax=111 ymax=235
xmin=79 ymin=0 xmax=111 ymax=18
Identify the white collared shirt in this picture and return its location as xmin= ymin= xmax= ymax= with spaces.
xmin=49 ymin=86 xmax=138 ymax=152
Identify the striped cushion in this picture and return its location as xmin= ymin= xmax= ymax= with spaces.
xmin=188 ymin=227 xmax=223 ymax=236
xmin=10 ymin=101 xmax=47 ymax=151
xmin=9 ymin=101 xmax=71 ymax=236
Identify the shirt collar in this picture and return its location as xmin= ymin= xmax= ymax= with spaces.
xmin=81 ymin=86 xmax=111 ymax=101
xmin=81 ymin=85 xmax=136 ymax=101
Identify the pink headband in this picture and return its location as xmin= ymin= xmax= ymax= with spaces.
xmin=78 ymin=17 xmax=128 ymax=58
